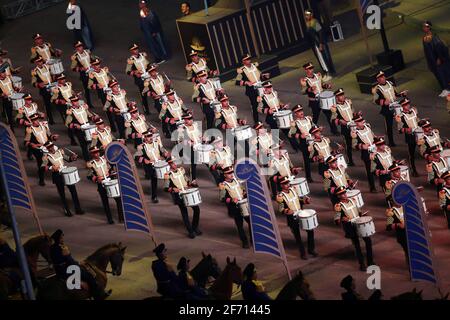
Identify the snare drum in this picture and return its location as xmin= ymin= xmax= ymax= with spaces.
xmin=10 ymin=93 xmax=25 ymax=110
xmin=389 ymin=102 xmax=402 ymax=116
xmin=346 ymin=189 xmax=364 ymax=208
xmin=413 ymin=128 xmax=424 ymax=143
xmin=180 ymin=188 xmax=202 ymax=207
xmin=47 ymin=58 xmax=64 ymax=75
xmin=210 ymin=101 xmax=222 ymax=113
xmin=319 ymin=91 xmax=335 ymax=110
xmin=194 ymin=144 xmax=213 ymax=164
xmin=354 ymin=216 xmax=376 ymax=238
xmin=11 ymin=76 xmax=22 ymax=89
xmin=336 ymin=153 xmax=348 ymax=169
xmin=290 ymin=177 xmax=310 ymax=197
xmin=159 ymin=95 xmax=168 ymax=104
xmin=399 ymin=165 xmax=410 ymax=182
xmin=274 ymin=110 xmax=293 ymax=129
xmin=237 ymin=199 xmax=250 ymax=217
xmin=232 ymin=125 xmax=253 ymax=141
xmin=442 ymin=149 xmax=450 ymax=168
xmin=121 ymin=112 xmax=131 ymax=121
xmin=103 ymin=179 xmax=121 ymax=198
xmin=346 ymin=121 xmax=357 ymax=133
xmin=253 ymin=82 xmax=264 ymax=96
xmin=153 ymin=160 xmax=170 ymax=179
xmin=81 ymin=124 xmax=96 ymax=141
xmin=211 ymin=77 xmax=222 ymax=90
xmin=61 ymin=167 xmax=80 ymax=185
xmin=295 ymin=209 xmax=319 ymax=230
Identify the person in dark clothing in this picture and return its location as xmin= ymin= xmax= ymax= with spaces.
xmin=0 ymin=239 xmax=18 ymax=269
xmin=151 ymin=243 xmax=184 ymax=299
xmin=340 ymin=275 xmax=363 ymax=301
xmin=177 ymin=256 xmax=208 ymax=300
xmin=49 ymin=229 xmax=110 ymax=300
xmin=139 ymin=1 xmax=169 ymax=62
xmin=242 ymin=263 xmax=272 ymax=301
xmin=422 ymin=21 xmax=450 ymax=97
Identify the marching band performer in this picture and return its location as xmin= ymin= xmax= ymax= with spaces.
xmin=289 ymin=105 xmax=314 ymax=182
xmin=277 ymin=176 xmax=317 ymax=259
xmin=351 ymin=116 xmax=377 ymax=192
xmin=386 ymin=203 xmax=408 ymax=262
xmin=309 ymin=125 xmax=333 ymax=176
xmin=268 ymin=145 xmax=301 ymax=199
xmin=417 ymin=119 xmax=449 ymax=160
xmin=88 ymin=58 xmax=115 ymax=115
xmin=164 ymin=158 xmax=202 ymax=239
xmin=42 ymin=141 xmax=84 ymax=217
xmin=215 ymin=95 xmax=247 ymax=130
xmin=104 ymin=80 xmax=129 ymax=139
xmin=209 ymin=137 xmax=234 ymax=183
xmin=384 ymin=163 xmax=404 ymax=206
xmin=373 ymin=70 xmax=406 ymax=147
xmin=219 ymin=167 xmax=251 ymax=249
xmin=51 ymin=74 xmax=78 ymax=145
xmin=185 ymin=50 xmax=216 ymax=83
xmin=125 ymin=103 xmax=156 ymax=147
xmin=331 ymin=88 xmax=357 ymax=166
xmin=30 ymin=33 xmax=62 ymax=63
xmin=70 ymin=41 xmax=97 ymax=107
xmin=0 ymin=48 xmax=21 ymax=77
xmin=439 ymin=171 xmax=450 ymax=229
xmin=15 ymin=93 xmax=45 ymax=127
xmin=160 ymin=89 xmax=188 ymax=137
xmin=31 ymin=56 xmax=55 ymax=124
xmin=251 ymin=122 xmax=276 ymax=165
xmin=192 ymin=70 xmax=223 ymax=129
xmin=135 ymin=130 xmax=169 ymax=203
xmin=126 ymin=43 xmax=150 ymax=114
xmin=235 ymin=54 xmax=269 ymax=124
xmin=90 ymin=118 xmax=116 ymax=151
xmin=87 ymin=146 xmax=124 ymax=224
xmin=257 ymin=81 xmax=288 ymax=130
xmin=142 ymin=63 xmax=171 ymax=116
xmin=323 ymin=155 xmax=354 ymax=205
xmin=24 ymin=113 xmax=59 ymax=186
xmin=426 ymin=145 xmax=449 ymax=193
xmin=177 ymin=113 xmax=202 ymax=184
xmin=395 ymin=98 xmax=419 ymax=176
xmin=300 ymin=62 xmax=336 ymax=134
xmin=334 ymin=186 xmax=375 ymax=271
xmin=0 ymin=66 xmax=18 ymax=130
xmin=65 ymin=95 xmax=95 ymax=161
xmin=370 ymin=136 xmax=397 ymax=189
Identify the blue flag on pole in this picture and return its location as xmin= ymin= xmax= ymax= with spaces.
xmin=106 ymin=142 xmax=156 ymax=242
xmin=0 ymin=123 xmax=42 ymax=233
xmin=392 ymin=181 xmax=439 ymax=285
xmin=235 ymin=158 xmax=290 ymax=278
xmin=360 ymin=0 xmax=373 ymax=13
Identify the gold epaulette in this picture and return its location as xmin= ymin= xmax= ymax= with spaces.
xmin=385 ymin=208 xmax=394 ymax=217
xmin=127 ymin=58 xmax=133 ymax=65
xmin=334 ymin=203 xmax=341 ymax=212
xmin=25 ymin=126 xmax=32 ymax=133
xmin=276 ymin=194 xmax=283 ymax=203
xmin=236 ymin=67 xmax=243 ymax=74
xmin=394 ymin=114 xmax=401 ymax=122
xmin=439 ymin=189 xmax=446 ymax=199
xmin=426 ymin=163 xmax=433 ymax=173
xmin=350 ymin=131 xmax=357 ymax=139
xmin=218 ymin=182 xmax=225 ymax=190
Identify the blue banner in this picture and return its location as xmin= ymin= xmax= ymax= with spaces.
xmin=106 ymin=142 xmax=156 ymax=242
xmin=392 ymin=181 xmax=439 ymax=285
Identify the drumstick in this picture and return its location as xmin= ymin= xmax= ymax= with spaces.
xmin=351 ymin=180 xmax=358 ymax=189
xmin=361 ymin=210 xmax=369 ymax=216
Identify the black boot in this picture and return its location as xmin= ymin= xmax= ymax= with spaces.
xmin=64 ymin=209 xmax=73 ymax=217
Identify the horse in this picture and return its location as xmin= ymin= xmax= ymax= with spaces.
xmin=276 ymin=270 xmax=315 ymax=300
xmin=190 ymin=252 xmax=222 ymax=288
xmin=36 ymin=242 xmax=126 ymax=300
xmin=391 ymin=288 xmax=449 ymax=300
xmin=0 ymin=235 xmax=52 ymax=300
xmin=209 ymin=257 xmax=242 ymax=300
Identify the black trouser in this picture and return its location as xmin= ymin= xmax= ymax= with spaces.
xmin=341 ymin=127 xmax=354 ymax=164
xmin=229 ymin=204 xmax=250 ymax=246
xmin=134 ymin=76 xmax=149 ymax=113
xmin=58 ymin=104 xmax=76 ymax=144
xmin=361 ymin=151 xmax=376 ymax=190
xmin=445 ymin=209 xmax=450 ymax=229
xmin=351 ymin=236 xmax=374 ymax=267
xmin=405 ymin=134 xmax=417 ymax=173
xmin=309 ymin=99 xmax=337 ymax=134
xmin=177 ymin=203 xmax=200 ymax=234
xmin=270 ymin=175 xmax=281 ymax=199
xmin=1 ymin=97 xmax=14 ymax=131
xmin=39 ymin=88 xmax=54 ymax=124
xmin=30 ymin=148 xmax=45 ymax=184
xmin=209 ymin=166 xmax=222 ymax=185
xmin=152 ymin=98 xmax=162 ymax=113
xmin=143 ymin=164 xmax=158 ymax=199
xmin=265 ymin=114 xmax=278 ymax=130
xmin=53 ymin=172 xmax=82 ymax=213
xmin=396 ymin=228 xmax=408 ymax=262
xmin=97 ymin=183 xmax=124 ymax=223
xmin=246 ymin=88 xmax=259 ymax=124
xmin=287 ymin=215 xmax=315 ymax=256
xmin=73 ymin=129 xmax=90 ymax=161
xmin=299 ymin=141 xmax=312 ymax=180
xmin=79 ymin=72 xmax=93 ymax=107
xmin=202 ymin=103 xmax=215 ymax=129
xmin=318 ymin=161 xmax=327 ymax=177
xmin=97 ymin=89 xmax=116 ymax=132
xmin=381 ymin=110 xmax=395 ymax=146
xmin=114 ymin=113 xmax=126 ymax=139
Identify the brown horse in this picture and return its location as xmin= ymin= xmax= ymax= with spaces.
xmin=209 ymin=257 xmax=242 ymax=300
xmin=36 ymin=242 xmax=126 ymax=300
xmin=276 ymin=270 xmax=315 ymax=300
xmin=190 ymin=252 xmax=222 ymax=288
xmin=0 ymin=235 xmax=53 ymax=300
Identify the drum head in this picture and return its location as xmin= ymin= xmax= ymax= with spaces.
xmin=442 ymin=149 xmax=450 ymax=157
xmin=180 ymin=188 xmax=198 ymax=195
xmin=320 ymin=91 xmax=334 ymax=98
xmin=12 ymin=76 xmax=22 ymax=82
xmin=296 ymin=209 xmax=316 ymax=218
xmin=196 ymin=144 xmax=213 ymax=152
xmin=274 ymin=110 xmax=291 ymax=117
xmin=62 ymin=167 xmax=77 ymax=174
xmin=356 ymin=216 xmax=372 ymax=224
xmin=346 ymin=189 xmax=360 ymax=197
xmin=154 ymin=160 xmax=168 ymax=168
xmin=11 ymin=93 xmax=24 ymax=99
xmin=290 ymin=177 xmax=306 ymax=185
